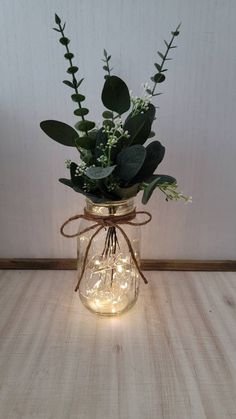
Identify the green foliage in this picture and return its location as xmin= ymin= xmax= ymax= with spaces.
xmin=39 ymin=17 xmax=185 ymax=205
xmin=154 ymin=73 xmax=165 ymax=83
xmin=102 ymin=111 xmax=113 ymax=119
xmin=60 ymin=37 xmax=70 ymax=46
xmin=74 ymin=108 xmax=89 ymax=117
xmin=64 ymin=52 xmax=74 ymax=60
xmin=71 ymin=93 xmax=85 ymax=102
xmin=63 ymin=80 xmax=74 ymax=88
xmin=86 ymin=165 xmax=116 ymax=180
xmin=115 ymin=184 xmax=140 ymax=199
xmin=75 ymin=136 xmax=96 ymax=150
xmin=67 ymin=66 xmax=78 ymax=74
xmin=40 ymin=120 xmax=77 ymax=147
xmin=75 ymin=120 xmax=96 ymax=132
xmin=116 ymin=145 xmax=146 ymax=182
xmin=133 ymin=141 xmax=165 ymax=182
xmin=142 ymin=174 xmax=176 ymax=204
xmin=102 ymin=75 xmax=130 ymax=115
xmin=124 ymin=111 xmax=152 ymax=145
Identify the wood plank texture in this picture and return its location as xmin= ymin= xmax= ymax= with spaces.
xmin=0 ymin=270 xmax=236 ymax=418
xmin=0 ymin=258 xmax=236 ymax=271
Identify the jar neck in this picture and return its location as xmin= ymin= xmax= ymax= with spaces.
xmin=85 ymin=198 xmax=135 ymax=217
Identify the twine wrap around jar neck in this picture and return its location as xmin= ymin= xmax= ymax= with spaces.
xmin=60 ymin=199 xmax=152 ymax=292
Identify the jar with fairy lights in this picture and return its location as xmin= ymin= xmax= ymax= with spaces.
xmin=77 ymin=199 xmax=141 ymax=316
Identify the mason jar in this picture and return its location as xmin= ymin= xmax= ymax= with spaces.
xmin=77 ymin=198 xmax=141 ymax=316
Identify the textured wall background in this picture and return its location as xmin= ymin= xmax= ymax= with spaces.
xmin=0 ymin=0 xmax=236 ymax=259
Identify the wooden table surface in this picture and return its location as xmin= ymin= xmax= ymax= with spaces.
xmin=0 ymin=270 xmax=236 ymax=419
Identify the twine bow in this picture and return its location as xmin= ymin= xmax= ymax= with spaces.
xmin=60 ymin=208 xmax=152 ymax=292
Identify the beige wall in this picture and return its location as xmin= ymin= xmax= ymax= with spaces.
xmin=0 ymin=0 xmax=235 ymax=259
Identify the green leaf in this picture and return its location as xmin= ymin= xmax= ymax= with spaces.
xmin=124 ymin=112 xmax=151 ymax=145
xmin=148 ymin=131 xmax=155 ymax=138
xmin=101 ymin=75 xmax=130 ymax=115
xmin=60 ymin=37 xmax=70 ymax=46
xmin=116 ymin=145 xmax=146 ymax=182
xmin=64 ymin=52 xmax=74 ymax=60
xmin=115 ymin=183 xmax=140 ymax=199
xmin=172 ymin=31 xmax=180 ymax=36
xmin=133 ymin=141 xmax=165 ymax=182
xmin=63 ymin=80 xmax=74 ymax=88
xmin=145 ymin=103 xmax=156 ymax=123
xmin=154 ymin=63 xmax=162 ymax=71
xmin=142 ymin=174 xmax=176 ymax=204
xmin=75 ymin=120 xmax=96 ymax=132
xmin=40 ymin=120 xmax=77 ymax=146
xmin=67 ymin=66 xmax=78 ymax=74
xmin=55 ymin=14 xmax=61 ymax=24
xmin=102 ymin=110 xmax=113 ymax=119
xmin=74 ymin=108 xmax=89 ymax=116
xmin=158 ymin=51 xmax=165 ymax=60
xmin=86 ymin=165 xmax=116 ymax=180
xmin=154 ymin=73 xmax=165 ymax=83
xmin=103 ymin=66 xmax=109 ymax=71
xmin=103 ymin=49 xmax=108 ymax=58
xmin=75 ymin=135 xmax=96 ymax=150
xmin=53 ymin=27 xmax=61 ymax=32
xmin=77 ymin=78 xmax=84 ymax=88
xmin=71 ymin=93 xmax=85 ymax=102
xmin=59 ymin=178 xmax=74 ymax=188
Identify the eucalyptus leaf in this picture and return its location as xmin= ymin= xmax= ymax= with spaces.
xmin=101 ymin=75 xmax=130 ymax=114
xmin=63 ymin=80 xmax=74 ymax=88
xmin=40 ymin=120 xmax=77 ymax=147
xmin=71 ymin=93 xmax=85 ymax=102
xmin=64 ymin=52 xmax=74 ymax=60
xmin=133 ymin=141 xmax=165 ymax=182
xmin=115 ymin=183 xmax=140 ymax=199
xmin=148 ymin=131 xmax=155 ymax=138
xmin=158 ymin=51 xmax=165 ymax=60
xmin=154 ymin=73 xmax=165 ymax=83
xmin=74 ymin=108 xmax=89 ymax=117
xmin=55 ymin=14 xmax=61 ymax=24
xmin=124 ymin=112 xmax=151 ymax=145
xmin=77 ymin=78 xmax=84 ymax=88
xmin=67 ymin=66 xmax=78 ymax=74
xmin=86 ymin=165 xmax=116 ymax=180
xmin=142 ymin=174 xmax=176 ymax=204
xmin=172 ymin=30 xmax=180 ymax=36
xmin=59 ymin=178 xmax=74 ymax=188
xmin=102 ymin=110 xmax=113 ymax=119
xmin=75 ymin=135 xmax=96 ymax=150
xmin=60 ymin=37 xmax=70 ymax=46
xmin=116 ymin=145 xmax=146 ymax=182
xmin=75 ymin=120 xmax=96 ymax=132
xmin=154 ymin=63 xmax=161 ymax=71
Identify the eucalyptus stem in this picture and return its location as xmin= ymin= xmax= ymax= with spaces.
xmin=150 ymin=22 xmax=181 ymax=96
xmin=54 ymin=14 xmax=89 ymax=137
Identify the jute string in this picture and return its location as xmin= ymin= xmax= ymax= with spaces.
xmin=60 ymin=209 xmax=152 ymax=291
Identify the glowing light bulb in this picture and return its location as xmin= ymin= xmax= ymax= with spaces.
xmin=117 ymin=264 xmax=123 ymax=273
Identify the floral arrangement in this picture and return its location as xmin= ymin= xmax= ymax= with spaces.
xmin=40 ymin=14 xmax=191 ymax=205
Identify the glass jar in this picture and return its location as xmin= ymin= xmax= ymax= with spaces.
xmin=77 ymin=198 xmax=141 ymax=316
